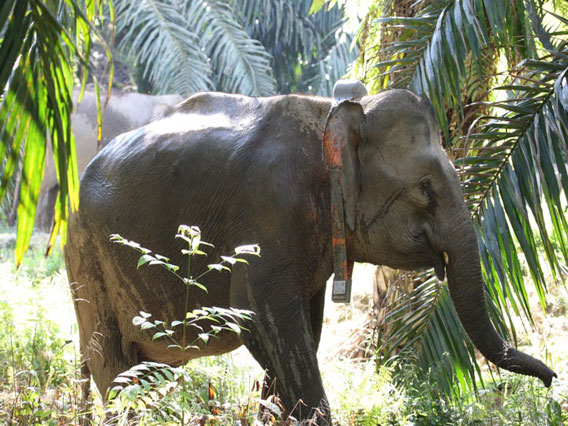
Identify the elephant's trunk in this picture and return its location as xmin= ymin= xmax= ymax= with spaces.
xmin=445 ymin=215 xmax=556 ymax=387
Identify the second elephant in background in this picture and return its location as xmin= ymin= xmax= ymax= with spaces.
xmin=26 ymin=89 xmax=182 ymax=230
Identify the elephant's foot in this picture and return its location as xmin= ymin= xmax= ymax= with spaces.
xmin=230 ymin=265 xmax=332 ymax=424
xmin=238 ymin=301 xmax=331 ymax=423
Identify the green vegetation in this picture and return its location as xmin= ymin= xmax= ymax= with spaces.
xmin=2 ymin=0 xmax=568 ymax=423
xmin=0 ymin=234 xmax=565 ymax=424
xmin=106 ymin=226 xmax=260 ymax=424
xmin=352 ymin=0 xmax=568 ymax=396
xmin=113 ymin=0 xmax=357 ymax=96
xmin=1 ymin=0 xmax=108 ymax=264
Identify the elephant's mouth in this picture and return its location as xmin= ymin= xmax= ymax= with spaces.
xmin=420 ymin=226 xmax=448 ymax=281
xmin=433 ymin=251 xmax=448 ymax=281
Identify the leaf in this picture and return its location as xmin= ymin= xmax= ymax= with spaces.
xmin=191 ymin=281 xmax=208 ymax=292
xmin=225 ymin=322 xmax=242 ymax=335
xmin=191 ymin=232 xmax=202 ymax=252
xmin=258 ymin=399 xmax=282 ymax=417
xmin=185 ymin=345 xmax=200 ymax=350
xmin=221 ymin=255 xmax=237 ymax=265
xmin=309 ymin=0 xmax=325 ymax=15
xmin=192 ymin=0 xmax=277 ymax=95
xmin=237 ymin=0 xmax=351 ymax=94
xmin=140 ymin=322 xmax=155 ymax=330
xmin=114 ymin=0 xmax=213 ymax=95
xmin=1 ymin=0 xmax=103 ymax=262
xmin=234 ymin=244 xmax=261 ymax=256
xmin=152 ymin=331 xmax=168 ymax=340
xmin=163 ymin=263 xmax=180 ymax=272
xmin=191 ymin=249 xmax=208 ymax=256
xmin=137 ymin=254 xmax=155 ymax=269
xmin=109 ymin=234 xmax=125 ymax=243
xmin=208 ymin=264 xmax=231 ymax=273
xmin=231 ymin=307 xmax=254 ymax=319
xmin=303 ymin=27 xmax=358 ymax=96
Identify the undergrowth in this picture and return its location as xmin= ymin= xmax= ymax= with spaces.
xmin=0 ymin=229 xmax=566 ymax=424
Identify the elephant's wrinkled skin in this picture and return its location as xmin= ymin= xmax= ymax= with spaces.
xmin=65 ymin=89 xmax=556 ymax=423
xmin=31 ymin=89 xmax=182 ymax=229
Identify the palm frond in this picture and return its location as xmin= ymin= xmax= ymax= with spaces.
xmin=1 ymin=0 xmax=105 ymax=263
xmin=189 ymin=0 xmax=276 ymax=96
xmin=115 ymin=0 xmax=214 ymax=96
xmin=239 ymin=0 xmax=341 ymax=60
xmin=115 ymin=0 xmax=277 ymax=96
xmin=303 ymin=32 xmax=358 ymax=96
xmin=362 ymin=0 xmax=541 ymax=140
xmin=377 ymin=271 xmax=484 ymax=396
xmin=470 ymin=49 xmax=568 ymax=321
xmin=236 ymin=0 xmax=353 ymax=94
xmin=359 ymin=0 xmax=568 ymax=396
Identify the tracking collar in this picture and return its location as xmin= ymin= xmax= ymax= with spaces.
xmin=322 ymin=79 xmax=368 ymax=303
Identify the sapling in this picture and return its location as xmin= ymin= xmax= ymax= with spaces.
xmin=106 ymin=225 xmax=261 ymax=424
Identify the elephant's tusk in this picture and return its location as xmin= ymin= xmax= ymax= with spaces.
xmin=443 ymin=251 xmax=449 ymax=265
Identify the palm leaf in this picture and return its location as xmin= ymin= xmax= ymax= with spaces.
xmin=359 ymin=0 xmax=568 ymax=395
xmin=188 ymin=0 xmax=276 ymax=96
xmin=377 ymin=271 xmax=484 ymax=397
xmin=0 ymin=0 xmax=106 ymax=264
xmin=114 ymin=0 xmax=213 ymax=96
xmin=470 ymin=50 xmax=568 ymax=318
xmin=303 ymin=32 xmax=358 ymax=96
xmin=237 ymin=0 xmax=354 ymax=94
xmin=115 ymin=0 xmax=277 ymax=96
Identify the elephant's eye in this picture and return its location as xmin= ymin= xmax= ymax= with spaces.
xmin=419 ymin=178 xmax=432 ymax=194
xmin=419 ymin=179 xmax=437 ymax=214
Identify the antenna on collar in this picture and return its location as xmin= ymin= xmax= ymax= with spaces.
xmin=323 ymin=79 xmax=368 ymax=303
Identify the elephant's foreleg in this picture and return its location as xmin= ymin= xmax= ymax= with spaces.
xmin=230 ymin=265 xmax=330 ymax=424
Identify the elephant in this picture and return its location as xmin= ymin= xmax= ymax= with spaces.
xmin=64 ymin=87 xmax=556 ymax=423
xmin=14 ymin=88 xmax=182 ymax=229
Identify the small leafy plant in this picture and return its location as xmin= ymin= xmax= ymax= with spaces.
xmin=0 ymin=301 xmax=80 ymax=425
xmin=107 ymin=225 xmax=264 ymax=424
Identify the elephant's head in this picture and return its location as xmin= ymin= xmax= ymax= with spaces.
xmin=328 ymin=88 xmax=556 ymax=386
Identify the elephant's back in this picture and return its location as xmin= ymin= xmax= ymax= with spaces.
xmin=75 ymin=91 xmax=333 ymax=252
xmin=80 ymin=92 xmax=330 ymax=209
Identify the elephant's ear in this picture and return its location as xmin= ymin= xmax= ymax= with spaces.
xmin=323 ymin=101 xmax=365 ymax=232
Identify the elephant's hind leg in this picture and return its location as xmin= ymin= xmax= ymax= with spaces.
xmin=82 ymin=309 xmax=139 ymax=400
xmin=66 ymin=239 xmax=138 ymax=401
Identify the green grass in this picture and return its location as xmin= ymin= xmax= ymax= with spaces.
xmin=0 ymin=230 xmax=566 ymax=425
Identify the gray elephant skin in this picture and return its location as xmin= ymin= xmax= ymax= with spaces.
xmin=65 ymin=89 xmax=556 ymax=423
xmin=31 ymin=89 xmax=182 ymax=229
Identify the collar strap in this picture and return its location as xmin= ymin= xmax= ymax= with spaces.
xmin=323 ymin=124 xmax=353 ymax=303
xmin=323 ymin=80 xmax=367 ymax=303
